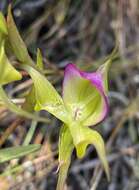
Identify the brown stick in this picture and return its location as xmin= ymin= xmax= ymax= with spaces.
xmin=0 ymin=118 xmax=23 ymax=146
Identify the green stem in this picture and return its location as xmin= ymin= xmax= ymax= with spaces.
xmin=56 ymin=160 xmax=71 ymax=190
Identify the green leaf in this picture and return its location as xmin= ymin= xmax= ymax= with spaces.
xmin=57 ymin=125 xmax=74 ymax=190
xmin=23 ymin=120 xmax=37 ymax=146
xmin=7 ymin=5 xmax=33 ymax=64
xmin=0 ymin=12 xmax=8 ymax=35
xmin=22 ymin=64 xmax=68 ymax=123
xmin=0 ymin=40 xmax=22 ymax=85
xmin=69 ymin=123 xmax=110 ymax=180
xmin=0 ymin=144 xmax=41 ymax=163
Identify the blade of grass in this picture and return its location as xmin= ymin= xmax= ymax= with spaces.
xmin=23 ymin=120 xmax=37 ymax=146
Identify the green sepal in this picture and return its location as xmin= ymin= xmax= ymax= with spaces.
xmin=22 ymin=64 xmax=68 ymax=123
xmin=0 ymin=41 xmax=22 ymax=85
xmin=57 ymin=125 xmax=74 ymax=190
xmin=22 ymin=86 xmax=36 ymax=112
xmin=0 ymin=12 xmax=8 ymax=35
xmin=98 ymin=46 xmax=117 ymax=94
xmin=0 ymin=144 xmax=41 ymax=163
xmin=7 ymin=5 xmax=33 ymax=64
xmin=98 ymin=59 xmax=111 ymax=94
xmin=36 ymin=48 xmax=44 ymax=70
xmin=69 ymin=123 xmax=110 ymax=180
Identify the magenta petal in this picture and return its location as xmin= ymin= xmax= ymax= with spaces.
xmin=63 ymin=63 xmax=109 ymax=126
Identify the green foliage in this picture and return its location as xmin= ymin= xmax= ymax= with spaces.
xmin=0 ymin=8 xmax=47 ymax=165
xmin=0 ymin=144 xmax=40 ymax=163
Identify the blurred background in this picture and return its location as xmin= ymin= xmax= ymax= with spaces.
xmin=0 ymin=0 xmax=139 ymax=190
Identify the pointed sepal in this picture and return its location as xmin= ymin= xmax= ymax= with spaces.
xmin=7 ymin=5 xmax=32 ymax=64
xmin=36 ymin=48 xmax=44 ymax=70
xmin=0 ymin=41 xmax=22 ymax=85
xmin=22 ymin=86 xmax=36 ymax=112
xmin=0 ymin=12 xmax=8 ymax=35
xmin=22 ymin=64 xmax=67 ymax=122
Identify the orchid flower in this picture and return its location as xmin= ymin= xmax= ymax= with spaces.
xmin=58 ymin=62 xmax=110 ymax=190
xmin=23 ymin=59 xmax=111 ymax=190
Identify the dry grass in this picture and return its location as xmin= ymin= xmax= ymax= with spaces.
xmin=0 ymin=0 xmax=139 ymax=189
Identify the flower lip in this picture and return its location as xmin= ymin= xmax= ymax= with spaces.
xmin=63 ymin=63 xmax=109 ymax=125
